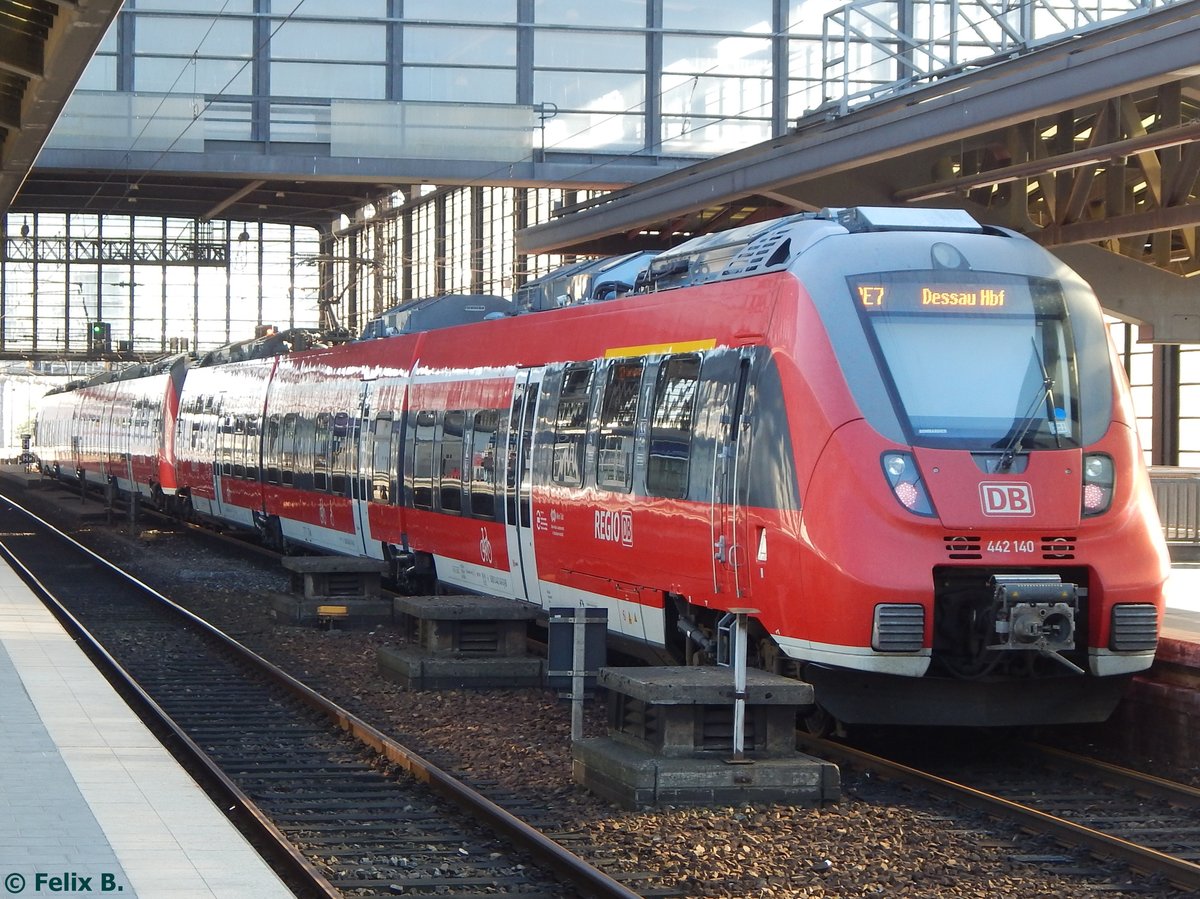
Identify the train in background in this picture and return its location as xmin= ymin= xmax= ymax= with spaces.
xmin=37 ymin=354 xmax=188 ymax=507
xmin=34 ymin=206 xmax=1169 ymax=728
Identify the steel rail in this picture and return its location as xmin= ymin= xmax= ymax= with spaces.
xmin=0 ymin=492 xmax=642 ymax=899
xmin=1024 ymin=741 xmax=1200 ymax=808
xmin=797 ymin=733 xmax=1200 ymax=891
xmin=0 ymin=530 xmax=342 ymax=899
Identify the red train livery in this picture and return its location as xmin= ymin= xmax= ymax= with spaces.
xmin=38 ymin=355 xmax=187 ymax=506
xmin=35 ymin=207 xmax=1169 ymax=727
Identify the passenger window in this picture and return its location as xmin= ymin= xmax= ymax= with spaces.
xmin=245 ymin=416 xmax=260 ymax=478
xmin=596 ymin=359 xmax=643 ymax=492
xmin=647 ymin=354 xmax=701 ymax=499
xmin=440 ymin=411 xmax=465 ymax=513
xmin=412 ymin=410 xmax=436 ymax=509
xmin=264 ymin=414 xmax=281 ymax=485
xmin=280 ymin=413 xmax=297 ymax=487
xmin=219 ymin=415 xmax=233 ymax=477
xmin=314 ymin=412 xmax=331 ymax=492
xmin=470 ymin=409 xmax=500 ymax=519
xmin=331 ymin=411 xmax=351 ymax=496
xmin=552 ymin=364 xmax=593 ymax=488
xmin=233 ymin=416 xmax=247 ymax=479
xmin=371 ymin=413 xmax=395 ymax=503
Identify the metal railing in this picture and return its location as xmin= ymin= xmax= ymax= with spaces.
xmin=1150 ymin=468 xmax=1200 ymax=543
xmin=819 ymin=0 xmax=1184 ymax=116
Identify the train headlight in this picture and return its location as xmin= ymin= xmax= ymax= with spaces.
xmin=1081 ymin=452 xmax=1114 ymax=516
xmin=881 ymin=451 xmax=935 ymax=517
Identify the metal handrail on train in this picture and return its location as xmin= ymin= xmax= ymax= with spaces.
xmin=1150 ymin=468 xmax=1200 ymax=544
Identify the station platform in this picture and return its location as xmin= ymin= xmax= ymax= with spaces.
xmin=0 ymin=557 xmax=296 ymax=898
xmin=1094 ymin=564 xmax=1200 ymax=771
xmin=1163 ymin=563 xmax=1200 ymax=638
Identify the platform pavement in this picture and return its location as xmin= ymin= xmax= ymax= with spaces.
xmin=1163 ymin=564 xmax=1200 ymax=639
xmin=0 ymin=558 xmax=296 ymax=898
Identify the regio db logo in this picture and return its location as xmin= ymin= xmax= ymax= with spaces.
xmin=595 ymin=509 xmax=634 ymax=546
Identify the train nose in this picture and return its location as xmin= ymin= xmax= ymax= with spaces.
xmin=912 ymin=447 xmax=1083 ymax=529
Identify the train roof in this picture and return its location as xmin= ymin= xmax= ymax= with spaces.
xmin=44 ymin=352 xmax=190 ymax=395
xmin=638 ymin=206 xmax=1002 ymax=292
xmin=359 ymin=293 xmax=513 ymax=341
xmin=513 ymin=251 xmax=658 ymax=313
xmin=195 ymin=327 xmax=347 ymax=368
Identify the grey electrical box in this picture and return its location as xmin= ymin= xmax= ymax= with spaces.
xmin=547 ymin=607 xmax=607 ymax=693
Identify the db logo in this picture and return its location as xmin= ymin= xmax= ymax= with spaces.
xmin=980 ymin=482 xmax=1035 ymax=516
xmin=595 ymin=509 xmax=634 ymax=546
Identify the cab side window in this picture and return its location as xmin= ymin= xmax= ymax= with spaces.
xmin=596 ymin=359 xmax=643 ymax=492
xmin=647 ymin=354 xmax=700 ymax=499
xmin=552 ymin=363 xmax=593 ymax=488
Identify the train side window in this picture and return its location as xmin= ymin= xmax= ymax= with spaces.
xmin=314 ymin=412 xmax=331 ymax=492
xmin=597 ymin=359 xmax=644 ymax=492
xmin=330 ymin=411 xmax=350 ymax=496
xmin=232 ymin=416 xmax=247 ymax=479
xmin=412 ymin=410 xmax=436 ymax=509
xmin=280 ymin=412 xmax=298 ymax=487
xmin=295 ymin=413 xmax=315 ymax=489
xmin=264 ymin=414 xmax=281 ymax=485
xmin=245 ymin=415 xmax=260 ymax=481
xmin=470 ymin=409 xmax=500 ymax=519
xmin=219 ymin=415 xmax=233 ymax=477
xmin=370 ymin=413 xmax=394 ymax=502
xmin=552 ymin=363 xmax=593 ymax=488
xmin=647 ymin=354 xmax=701 ymax=499
xmin=440 ymin=410 xmax=465 ymax=513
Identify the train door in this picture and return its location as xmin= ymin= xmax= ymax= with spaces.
xmin=209 ymin=391 xmax=233 ymax=523
xmin=503 ymin=369 xmax=543 ymax=604
xmin=710 ymin=352 xmax=754 ymax=601
xmin=102 ymin=384 xmax=124 ymax=486
xmin=352 ymin=376 xmax=378 ymax=558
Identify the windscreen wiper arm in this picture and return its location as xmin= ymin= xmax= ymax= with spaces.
xmin=997 ymin=338 xmax=1055 ymax=473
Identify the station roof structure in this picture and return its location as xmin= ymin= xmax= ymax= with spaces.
xmin=0 ymin=5 xmax=685 ymax=229
xmin=518 ymin=2 xmax=1200 ymax=340
xmin=0 ymin=0 xmax=123 ymax=216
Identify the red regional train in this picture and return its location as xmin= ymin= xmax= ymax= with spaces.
xmin=38 ymin=354 xmax=188 ymax=506
xmin=35 ymin=206 xmax=1169 ymax=727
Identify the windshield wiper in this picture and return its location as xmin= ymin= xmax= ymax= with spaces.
xmin=1039 ymin=339 xmax=1063 ymax=452
xmin=996 ymin=337 xmax=1057 ymax=473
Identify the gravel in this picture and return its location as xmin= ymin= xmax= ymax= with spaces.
xmin=27 ymin=489 xmax=1184 ymax=899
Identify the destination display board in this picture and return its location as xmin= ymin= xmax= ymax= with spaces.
xmin=852 ymin=274 xmax=1036 ymax=315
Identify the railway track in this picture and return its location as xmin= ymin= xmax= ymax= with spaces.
xmin=0 ymin=494 xmax=643 ymax=899
xmin=798 ymin=732 xmax=1200 ymax=892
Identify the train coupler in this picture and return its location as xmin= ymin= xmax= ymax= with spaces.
xmin=987 ymin=574 xmax=1079 ymax=666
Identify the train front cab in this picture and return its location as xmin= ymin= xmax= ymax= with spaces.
xmin=777 ymin=209 xmax=1168 ymax=727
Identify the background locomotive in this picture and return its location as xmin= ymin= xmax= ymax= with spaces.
xmin=36 ymin=206 xmax=1168 ymax=727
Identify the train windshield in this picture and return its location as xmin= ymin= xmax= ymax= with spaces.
xmin=851 ymin=272 xmax=1080 ymax=450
